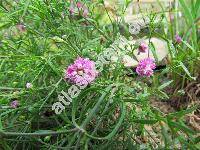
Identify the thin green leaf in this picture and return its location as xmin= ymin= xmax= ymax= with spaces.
xmin=167 ymin=105 xmax=198 ymax=119
xmin=182 ymin=40 xmax=195 ymax=52
xmin=158 ymin=80 xmax=173 ymax=90
xmin=132 ymin=119 xmax=158 ymax=124
xmin=84 ymin=102 xmax=126 ymax=140
xmin=178 ymin=61 xmax=196 ymax=80
xmin=169 ymin=121 xmax=195 ymax=134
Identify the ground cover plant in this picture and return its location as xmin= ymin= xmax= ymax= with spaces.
xmin=0 ymin=0 xmax=199 ymax=149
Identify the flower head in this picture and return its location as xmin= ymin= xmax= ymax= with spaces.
xmin=16 ymin=24 xmax=26 ymax=32
xmin=82 ymin=8 xmax=89 ymax=17
xmin=69 ymin=5 xmax=75 ymax=15
xmin=69 ymin=1 xmax=89 ymax=17
xmin=136 ymin=58 xmax=156 ymax=77
xmin=175 ymin=34 xmax=182 ymax=44
xmin=10 ymin=100 xmax=19 ymax=108
xmin=77 ymin=2 xmax=83 ymax=8
xmin=65 ymin=57 xmax=98 ymax=85
xmin=26 ymin=83 xmax=33 ymax=89
xmin=138 ymin=42 xmax=148 ymax=54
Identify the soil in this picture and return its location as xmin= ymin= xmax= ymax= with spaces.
xmin=150 ymin=75 xmax=200 ymax=131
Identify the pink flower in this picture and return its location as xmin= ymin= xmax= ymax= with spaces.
xmin=77 ymin=2 xmax=83 ymax=8
xmin=82 ymin=8 xmax=89 ymax=17
xmin=138 ymin=42 xmax=148 ymax=54
xmin=65 ymin=57 xmax=98 ymax=85
xmin=26 ymin=83 xmax=33 ymax=89
xmin=10 ymin=100 xmax=19 ymax=108
xmin=136 ymin=58 xmax=156 ymax=77
xmin=69 ymin=5 xmax=75 ymax=15
xmin=175 ymin=34 xmax=182 ymax=44
xmin=68 ymin=1 xmax=89 ymax=17
xmin=16 ymin=24 xmax=26 ymax=32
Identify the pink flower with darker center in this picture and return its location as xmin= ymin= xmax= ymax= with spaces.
xmin=136 ymin=58 xmax=156 ymax=77
xmin=175 ymin=34 xmax=182 ymax=44
xmin=65 ymin=57 xmax=98 ymax=85
xmin=10 ymin=100 xmax=19 ymax=108
xmin=138 ymin=42 xmax=148 ymax=55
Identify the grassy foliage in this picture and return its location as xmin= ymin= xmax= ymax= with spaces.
xmin=0 ymin=0 xmax=199 ymax=149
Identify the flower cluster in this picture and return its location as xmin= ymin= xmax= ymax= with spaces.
xmin=136 ymin=58 xmax=156 ymax=77
xmin=138 ymin=42 xmax=148 ymax=54
xmin=16 ymin=24 xmax=26 ymax=33
xmin=65 ymin=57 xmax=98 ymax=85
xmin=10 ymin=100 xmax=19 ymax=108
xmin=175 ymin=34 xmax=182 ymax=44
xmin=69 ymin=1 xmax=89 ymax=17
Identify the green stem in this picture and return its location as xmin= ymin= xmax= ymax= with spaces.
xmin=68 ymin=85 xmax=113 ymax=147
xmin=0 ymin=128 xmax=78 ymax=137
